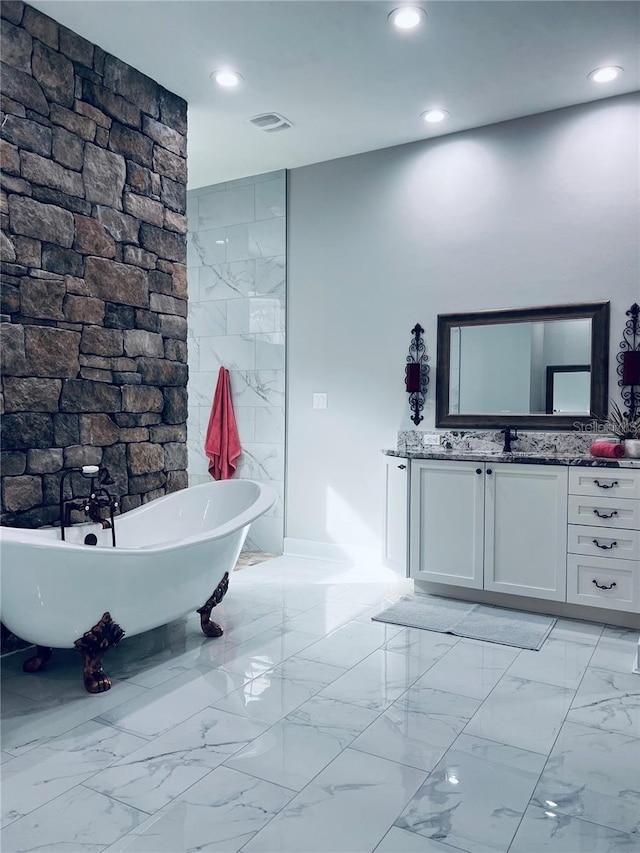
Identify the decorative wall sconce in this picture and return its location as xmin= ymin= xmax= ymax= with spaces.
xmin=617 ymin=303 xmax=640 ymax=419
xmin=405 ymin=323 xmax=430 ymax=425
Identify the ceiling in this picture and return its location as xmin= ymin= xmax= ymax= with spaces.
xmin=31 ymin=1 xmax=639 ymax=190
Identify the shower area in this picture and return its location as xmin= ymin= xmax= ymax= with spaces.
xmin=186 ymin=171 xmax=286 ymax=556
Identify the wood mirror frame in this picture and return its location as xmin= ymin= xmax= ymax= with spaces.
xmin=435 ymin=301 xmax=610 ymax=430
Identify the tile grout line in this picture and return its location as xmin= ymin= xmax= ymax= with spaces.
xmin=504 ymin=628 xmax=602 ymax=852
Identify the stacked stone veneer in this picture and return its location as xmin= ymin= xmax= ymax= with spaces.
xmin=0 ymin=1 xmax=188 ymax=528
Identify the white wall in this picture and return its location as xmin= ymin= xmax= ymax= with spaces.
xmin=186 ymin=171 xmax=286 ymax=553
xmin=286 ymin=94 xmax=639 ymax=550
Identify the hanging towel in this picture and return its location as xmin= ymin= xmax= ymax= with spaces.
xmin=204 ymin=366 xmax=241 ymax=480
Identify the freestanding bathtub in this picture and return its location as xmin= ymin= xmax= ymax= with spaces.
xmin=0 ymin=479 xmax=275 ymax=692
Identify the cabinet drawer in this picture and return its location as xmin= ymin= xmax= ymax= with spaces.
xmin=567 ymin=555 xmax=638 ymax=612
xmin=569 ymin=468 xmax=640 ymax=500
xmin=567 ymin=524 xmax=640 ymax=561
xmin=568 ymin=495 xmax=640 ymax=530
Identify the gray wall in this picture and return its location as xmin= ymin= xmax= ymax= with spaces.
xmin=286 ymin=93 xmax=639 ymax=550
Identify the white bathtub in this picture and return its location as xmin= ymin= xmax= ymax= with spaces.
xmin=0 ymin=480 xmax=275 ymax=650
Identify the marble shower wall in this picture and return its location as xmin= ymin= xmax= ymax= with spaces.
xmin=186 ymin=171 xmax=286 ymax=553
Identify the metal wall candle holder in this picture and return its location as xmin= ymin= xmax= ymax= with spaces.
xmin=617 ymin=303 xmax=640 ymax=420
xmin=405 ymin=323 xmax=430 ymax=425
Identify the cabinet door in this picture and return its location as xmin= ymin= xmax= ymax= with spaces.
xmin=410 ymin=460 xmax=484 ymax=588
xmin=383 ymin=457 xmax=410 ymax=576
xmin=484 ymin=464 xmax=568 ymax=600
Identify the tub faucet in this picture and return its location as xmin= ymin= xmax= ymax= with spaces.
xmin=501 ymin=426 xmax=519 ymax=453
xmin=59 ymin=465 xmax=118 ymax=546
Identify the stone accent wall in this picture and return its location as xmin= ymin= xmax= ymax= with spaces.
xmin=0 ymin=1 xmax=188 ymax=528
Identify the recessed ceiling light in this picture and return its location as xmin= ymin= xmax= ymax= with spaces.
xmin=588 ymin=66 xmax=623 ymax=84
xmin=388 ymin=6 xmax=426 ymax=30
xmin=421 ymin=108 xmax=449 ymax=124
xmin=211 ymin=69 xmax=243 ymax=88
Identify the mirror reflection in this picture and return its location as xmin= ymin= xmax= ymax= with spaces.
xmin=435 ymin=302 xmax=609 ymax=430
xmin=448 ymin=318 xmax=592 ymax=416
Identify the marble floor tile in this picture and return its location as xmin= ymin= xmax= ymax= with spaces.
xmin=1 ymin=656 xmax=84 ymax=701
xmin=225 ymin=694 xmax=379 ymax=790
xmin=243 ymin=748 xmax=426 ymax=853
xmin=463 ymin=675 xmax=575 ymax=754
xmin=104 ymin=625 xmax=208 ymax=689
xmin=102 ymin=766 xmax=294 ymax=852
xmin=1 ymin=785 xmax=147 ymax=853
xmin=297 ymin=620 xmax=402 ymax=669
xmin=532 ymin=720 xmax=640 ymax=835
xmin=396 ymin=734 xmax=546 ymax=853
xmin=566 ymin=666 xmax=640 ymax=736
xmin=1 ymin=678 xmax=146 ymax=757
xmin=375 ymin=825 xmax=462 ymax=852
xmin=85 ymin=708 xmax=268 ymax=814
xmin=216 ymin=627 xmax=320 ymax=679
xmin=589 ymin=627 xmax=640 ymax=675
xmin=96 ymin=667 xmax=249 ymax=739
xmin=222 ymin=609 xmax=300 ymax=647
xmin=284 ymin=599 xmax=373 ymax=636
xmin=1 ymin=720 xmax=146 ymax=825
xmin=214 ymin=592 xmax=280 ymax=618
xmin=257 ymin=585 xmax=343 ymax=612
xmin=412 ymin=640 xmax=520 ymax=700
xmin=2 ymin=555 xmax=634 ymax=853
xmin=381 ymin=627 xmax=460 ymax=663
xmin=336 ymin=582 xmax=411 ymax=607
xmin=351 ymin=686 xmax=481 ymax=772
xmin=212 ymin=655 xmax=347 ymax=725
xmin=509 ymin=804 xmax=639 ymax=853
xmin=319 ymin=649 xmax=430 ymax=712
xmin=548 ymin=618 xmax=603 ymax=646
xmin=505 ymin=637 xmax=595 ymax=689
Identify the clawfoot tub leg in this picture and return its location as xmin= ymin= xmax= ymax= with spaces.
xmin=23 ymin=645 xmax=53 ymax=673
xmin=197 ymin=571 xmax=230 ymax=637
xmin=74 ymin=612 xmax=125 ymax=694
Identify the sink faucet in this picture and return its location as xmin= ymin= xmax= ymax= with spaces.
xmin=501 ymin=426 xmax=519 ymax=453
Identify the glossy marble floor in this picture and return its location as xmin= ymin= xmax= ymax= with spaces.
xmin=1 ymin=555 xmax=639 ymax=853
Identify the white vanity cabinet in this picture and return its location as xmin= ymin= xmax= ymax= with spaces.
xmin=566 ymin=468 xmax=640 ymax=612
xmin=409 ymin=460 xmax=484 ymax=588
xmin=382 ymin=456 xmax=410 ymax=576
xmin=408 ymin=460 xmax=568 ymax=600
xmin=484 ymin=463 xmax=568 ymax=600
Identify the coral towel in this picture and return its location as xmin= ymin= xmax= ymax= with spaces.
xmin=205 ymin=367 xmax=241 ymax=479
xmin=590 ymin=441 xmax=624 ymax=459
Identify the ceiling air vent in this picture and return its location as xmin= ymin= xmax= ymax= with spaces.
xmin=248 ymin=113 xmax=293 ymax=133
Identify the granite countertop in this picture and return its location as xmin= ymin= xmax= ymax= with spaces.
xmin=383 ymin=448 xmax=640 ymax=469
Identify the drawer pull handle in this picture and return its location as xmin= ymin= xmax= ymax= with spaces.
xmin=592 ymin=579 xmax=617 ymax=591
xmin=593 ymin=509 xmax=618 ymax=519
xmin=593 ymin=479 xmax=618 ymax=489
xmin=593 ymin=539 xmax=617 ymax=550
xmin=398 ymin=464 xmax=407 ymax=470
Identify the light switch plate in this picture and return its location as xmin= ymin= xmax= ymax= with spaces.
xmin=422 ymin=433 xmax=441 ymax=446
xmin=313 ymin=393 xmax=327 ymax=409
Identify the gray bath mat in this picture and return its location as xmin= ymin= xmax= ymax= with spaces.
xmin=372 ymin=594 xmax=556 ymax=650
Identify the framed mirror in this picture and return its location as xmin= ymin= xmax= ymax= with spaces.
xmin=436 ymin=302 xmax=610 ymax=430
